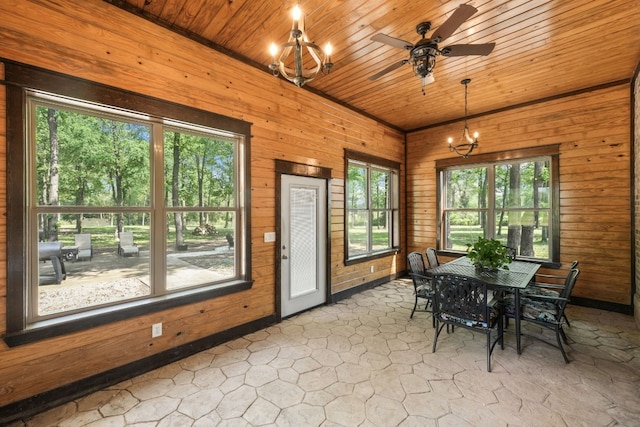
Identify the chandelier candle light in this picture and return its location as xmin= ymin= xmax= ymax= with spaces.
xmin=448 ymin=78 xmax=479 ymax=158
xmin=269 ymin=5 xmax=333 ymax=87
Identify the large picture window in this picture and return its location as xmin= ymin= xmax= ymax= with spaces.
xmin=345 ymin=150 xmax=400 ymax=263
xmin=438 ymin=148 xmax=559 ymax=263
xmin=5 ymin=62 xmax=251 ymax=344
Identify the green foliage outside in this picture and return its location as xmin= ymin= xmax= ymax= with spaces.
xmin=34 ymin=103 xmax=237 ymax=246
xmin=449 ymin=225 xmax=549 ymax=259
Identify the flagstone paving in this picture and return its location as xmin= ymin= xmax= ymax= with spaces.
xmin=9 ymin=279 xmax=640 ymax=426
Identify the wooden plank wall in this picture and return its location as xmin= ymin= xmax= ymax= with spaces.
xmin=407 ymin=84 xmax=632 ymax=306
xmin=0 ymin=0 xmax=405 ymax=407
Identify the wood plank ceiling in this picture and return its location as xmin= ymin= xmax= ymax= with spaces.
xmin=105 ymin=0 xmax=640 ymax=132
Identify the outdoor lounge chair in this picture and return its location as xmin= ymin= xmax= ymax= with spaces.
xmin=118 ymin=231 xmax=139 ymax=257
xmin=74 ymin=233 xmax=93 ymax=261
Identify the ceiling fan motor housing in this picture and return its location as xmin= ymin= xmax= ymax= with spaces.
xmin=411 ymin=40 xmax=438 ymax=77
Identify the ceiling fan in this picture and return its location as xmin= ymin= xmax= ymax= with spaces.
xmin=369 ymin=4 xmax=495 ymax=92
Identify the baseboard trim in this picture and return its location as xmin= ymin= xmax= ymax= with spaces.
xmin=332 ymin=273 xmax=402 ymax=303
xmin=570 ymin=296 xmax=633 ymax=315
xmin=0 ymin=314 xmax=277 ymax=426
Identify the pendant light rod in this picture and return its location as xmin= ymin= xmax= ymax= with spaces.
xmin=448 ymin=78 xmax=479 ymax=158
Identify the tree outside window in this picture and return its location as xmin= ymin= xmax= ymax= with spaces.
xmin=441 ymin=157 xmax=553 ymax=262
xmin=345 ymin=151 xmax=400 ymax=262
xmin=27 ymin=94 xmax=245 ymax=321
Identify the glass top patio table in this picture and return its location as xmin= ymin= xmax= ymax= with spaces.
xmin=428 ymin=256 xmax=540 ymax=355
xmin=428 ymin=256 xmax=539 ymax=290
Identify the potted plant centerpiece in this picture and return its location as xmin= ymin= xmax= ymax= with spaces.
xmin=466 ymin=237 xmax=512 ymax=272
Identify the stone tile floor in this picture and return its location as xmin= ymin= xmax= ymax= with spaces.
xmin=9 ymin=278 xmax=640 ymax=426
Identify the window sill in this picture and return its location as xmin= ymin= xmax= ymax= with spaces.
xmin=344 ymin=248 xmax=400 ymax=266
xmin=3 ymin=279 xmax=253 ymax=347
xmin=438 ymin=250 xmax=560 ymax=269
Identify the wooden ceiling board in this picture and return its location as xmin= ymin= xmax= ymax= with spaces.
xmin=104 ymin=0 xmax=640 ymax=131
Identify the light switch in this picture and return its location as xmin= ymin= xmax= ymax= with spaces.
xmin=264 ymin=232 xmax=276 ymax=242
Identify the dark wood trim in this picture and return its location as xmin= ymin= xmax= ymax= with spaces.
xmin=4 ymin=280 xmax=254 ymax=347
xmin=275 ymin=159 xmax=332 ymax=179
xmin=409 ymin=79 xmax=631 ymax=134
xmin=343 ymin=149 xmax=402 ymax=264
xmin=1 ymin=59 xmax=252 ymax=135
xmin=5 ymin=83 xmax=26 ymax=333
xmin=570 ymin=297 xmax=633 ymax=315
xmin=2 ymin=60 xmax=254 ymax=342
xmin=344 ymin=149 xmax=401 ymax=170
xmin=435 ymin=146 xmax=561 ymax=264
xmin=436 ymin=251 xmax=561 ymax=269
xmin=630 ymin=62 xmax=639 ymax=308
xmin=0 ymin=314 xmax=277 ymax=425
xmin=274 ymin=160 xmax=333 ymax=322
xmin=344 ymin=249 xmax=401 ymax=266
xmin=332 ymin=273 xmax=401 ymax=302
xmin=435 ymin=144 xmax=560 ymax=168
xmin=550 ymin=151 xmax=561 ymax=263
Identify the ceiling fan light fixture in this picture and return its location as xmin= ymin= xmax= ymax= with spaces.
xmin=369 ymin=5 xmax=495 ymax=93
xmin=448 ymin=78 xmax=479 ymax=158
xmin=268 ymin=4 xmax=333 ymax=88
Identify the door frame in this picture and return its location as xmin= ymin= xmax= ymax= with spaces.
xmin=275 ymin=160 xmax=332 ymax=321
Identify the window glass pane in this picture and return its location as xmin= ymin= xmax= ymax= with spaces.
xmin=444 ymin=211 xmax=487 ymax=250
xmin=371 ymin=211 xmax=390 ymax=251
xmin=347 ymin=164 xmax=367 ymax=209
xmin=35 ymin=105 xmax=151 ymax=207
xmin=28 ymin=93 xmax=246 ymax=322
xmin=164 ymin=130 xmax=235 ymax=208
xmin=495 ymin=160 xmax=550 ymax=209
xmin=36 ymin=213 xmax=151 ymax=317
xmin=441 ymin=156 xmax=553 ymax=262
xmin=370 ymin=169 xmax=389 ymax=209
xmin=347 ymin=210 xmax=369 ymax=257
xmin=346 ymin=157 xmax=399 ymax=260
xmin=165 ymin=211 xmax=236 ymax=290
xmin=445 ymin=167 xmax=488 ymax=209
xmin=494 ymin=211 xmax=550 ymax=259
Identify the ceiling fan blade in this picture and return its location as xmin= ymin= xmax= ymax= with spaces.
xmin=431 ymin=4 xmax=477 ymax=43
xmin=368 ymin=60 xmax=408 ymax=80
xmin=441 ymin=43 xmax=495 ymax=56
xmin=371 ymin=33 xmax=414 ymax=50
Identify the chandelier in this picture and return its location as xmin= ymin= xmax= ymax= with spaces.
xmin=269 ymin=5 xmax=333 ymax=88
xmin=448 ymin=78 xmax=479 ymax=158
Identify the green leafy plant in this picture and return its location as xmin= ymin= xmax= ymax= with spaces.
xmin=466 ymin=237 xmax=512 ymax=271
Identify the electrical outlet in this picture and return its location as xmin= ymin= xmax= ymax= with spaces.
xmin=152 ymin=322 xmax=162 ymax=338
xmin=370 ymin=265 xmax=374 ymax=273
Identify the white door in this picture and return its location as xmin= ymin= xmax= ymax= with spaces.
xmin=281 ymin=175 xmax=327 ymax=317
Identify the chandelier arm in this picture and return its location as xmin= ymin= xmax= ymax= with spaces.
xmin=268 ymin=5 xmax=332 ymax=88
